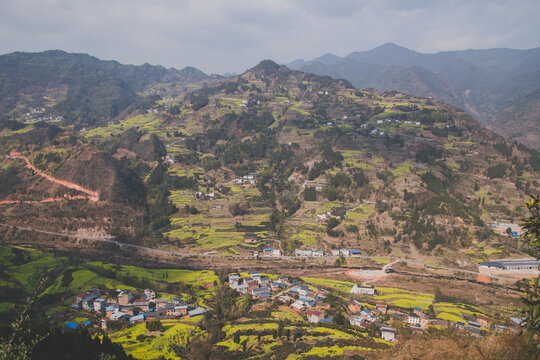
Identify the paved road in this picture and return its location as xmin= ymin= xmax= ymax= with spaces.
xmin=0 ymin=222 xmax=517 ymax=281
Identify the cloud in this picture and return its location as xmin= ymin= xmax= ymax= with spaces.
xmin=0 ymin=0 xmax=539 ymax=73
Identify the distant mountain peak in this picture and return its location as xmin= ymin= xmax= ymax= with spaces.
xmin=313 ymin=53 xmax=342 ymax=65
xmin=249 ymin=59 xmax=291 ymax=76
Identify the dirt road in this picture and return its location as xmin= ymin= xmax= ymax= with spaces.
xmin=7 ymin=153 xmax=99 ymax=201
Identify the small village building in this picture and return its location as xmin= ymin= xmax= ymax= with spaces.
xmin=236 ymin=284 xmax=248 ymax=294
xmin=298 ymin=297 xmax=316 ymax=308
xmin=133 ymin=300 xmax=150 ymax=311
xmin=479 ymin=259 xmax=540 ymax=271
xmin=278 ymin=295 xmax=292 ymax=303
xmin=413 ymin=307 xmax=423 ymax=317
xmin=350 ymin=284 xmax=376 ymax=295
xmin=408 ymin=313 xmax=421 ymax=325
xmin=410 ymin=326 xmax=423 ymax=333
xmin=468 ymin=321 xmax=482 ymax=329
xmin=155 ymin=299 xmax=168 ymax=309
xmin=228 ymin=275 xmax=240 ymax=288
xmin=376 ymin=302 xmax=388 ymax=314
xmin=360 ymin=309 xmax=371 ymax=318
xmin=349 ymin=249 xmax=362 ymax=256
xmin=120 ymin=305 xmax=134 ymax=316
xmin=455 ymin=321 xmax=466 ymax=330
xmin=381 ymin=327 xmax=396 ymax=342
xmin=476 ymin=315 xmax=491 ymax=328
xmin=495 ymin=324 xmax=508 ymax=334
xmin=348 ymin=300 xmax=363 ymax=314
xmin=82 ymin=294 xmax=99 ymax=311
xmin=465 ymin=326 xmax=482 ymax=337
xmin=172 ymin=298 xmax=186 ymax=305
xmin=259 ymin=276 xmax=270 ymax=287
xmin=174 ymin=305 xmax=189 ymax=316
xmin=349 ymin=315 xmax=365 ymax=327
xmin=93 ymin=298 xmax=107 ymax=313
xmin=188 ymin=308 xmax=209 ymax=318
xmin=316 ymin=212 xmax=331 ymax=222
xmin=130 ymin=314 xmax=145 ymax=323
xmin=307 ymin=310 xmax=328 ymax=323
xmin=165 ymin=303 xmax=176 ymax=316
xmin=295 ymin=249 xmax=313 ymax=257
xmin=291 ymin=300 xmax=305 ymax=312
xmin=117 ymin=290 xmax=134 ymax=306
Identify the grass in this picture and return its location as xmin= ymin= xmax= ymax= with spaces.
xmin=83 ymin=114 xmax=165 ymax=138
xmin=391 ymin=160 xmax=413 ymax=177
xmin=346 ymin=204 xmax=374 ymax=221
xmin=373 ymin=258 xmax=390 ymax=265
xmin=300 ymin=277 xmax=355 ymax=293
xmin=288 ymin=345 xmax=380 ymax=359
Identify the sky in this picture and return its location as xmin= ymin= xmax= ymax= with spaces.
xmin=1 ymin=0 xmax=539 ymax=74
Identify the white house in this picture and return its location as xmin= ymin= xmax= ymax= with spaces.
xmin=350 ymin=285 xmax=376 ymax=295
xmin=144 ymin=289 xmax=156 ymax=301
xmin=408 ymin=313 xmax=421 ymax=325
xmin=349 ymin=315 xmax=364 ymax=327
xmin=381 ymin=327 xmax=396 ymax=342
xmin=295 ymin=249 xmax=313 ymax=257
xmin=272 ymin=248 xmax=283 ymax=257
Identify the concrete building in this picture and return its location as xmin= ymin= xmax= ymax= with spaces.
xmin=350 ymin=284 xmax=376 ymax=295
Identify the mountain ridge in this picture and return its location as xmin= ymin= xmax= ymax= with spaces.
xmin=286 ymin=44 xmax=540 ymax=149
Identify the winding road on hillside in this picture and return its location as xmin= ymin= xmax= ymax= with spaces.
xmin=4 ymin=153 xmax=99 ymax=202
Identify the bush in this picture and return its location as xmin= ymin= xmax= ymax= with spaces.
xmin=146 ymin=320 xmax=164 ymax=332
xmin=229 ymin=202 xmax=249 ymax=216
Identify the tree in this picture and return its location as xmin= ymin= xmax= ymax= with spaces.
xmin=303 ymin=186 xmax=316 ymax=201
xmin=518 ymin=195 xmax=540 ymax=346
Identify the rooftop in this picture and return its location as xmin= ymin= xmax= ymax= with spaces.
xmin=479 ymin=258 xmax=540 ymax=268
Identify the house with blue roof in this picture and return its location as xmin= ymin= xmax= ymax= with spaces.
xmin=298 ymin=298 xmax=316 ymax=307
xmin=65 ymin=322 xmax=79 ymax=329
xmin=130 ymin=314 xmax=145 ymax=323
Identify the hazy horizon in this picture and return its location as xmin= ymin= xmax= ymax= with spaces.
xmin=1 ymin=0 xmax=540 ymax=74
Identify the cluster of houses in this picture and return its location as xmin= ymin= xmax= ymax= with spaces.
xmin=24 ymin=107 xmax=63 ymax=123
xmin=251 ymin=247 xmax=362 ymax=259
xmin=346 ymin=285 xmax=521 ymax=341
xmin=227 ymin=273 xmax=333 ymax=323
xmin=71 ymin=288 xmax=209 ymax=328
xmin=254 ymin=248 xmax=283 ymax=258
xmin=375 ymin=118 xmax=421 ymax=126
xmin=488 ymin=221 xmax=523 ymax=237
xmin=231 ymin=174 xmax=257 ymax=185
xmin=287 ymin=284 xmax=333 ymax=324
xmin=161 ymin=155 xmax=177 ymax=164
xmin=195 ymin=190 xmax=217 ymax=200
xmin=295 ymin=248 xmax=362 ymax=258
xmin=228 ymin=272 xmax=288 ymax=300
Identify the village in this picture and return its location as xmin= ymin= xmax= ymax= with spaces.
xmin=68 ymin=287 xmax=209 ymax=330
xmin=224 ymin=272 xmax=523 ymax=343
xmin=66 ymin=270 xmax=527 ymax=343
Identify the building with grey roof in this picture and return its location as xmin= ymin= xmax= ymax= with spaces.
xmin=479 ymin=258 xmax=540 ymax=271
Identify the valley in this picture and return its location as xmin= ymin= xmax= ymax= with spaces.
xmin=0 ymin=53 xmax=539 ymax=359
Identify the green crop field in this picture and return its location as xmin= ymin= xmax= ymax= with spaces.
xmin=110 ymin=320 xmax=205 ymax=360
xmin=83 ymin=114 xmax=165 ymax=138
xmin=300 ymin=277 xmax=355 ymax=293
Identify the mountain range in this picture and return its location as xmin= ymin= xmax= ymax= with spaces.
xmin=0 ymin=50 xmax=220 ymax=128
xmin=287 ymin=43 xmax=540 ymax=149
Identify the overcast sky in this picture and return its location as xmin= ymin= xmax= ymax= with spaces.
xmin=1 ymin=0 xmax=539 ymax=74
